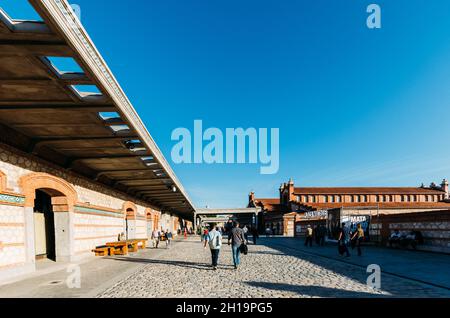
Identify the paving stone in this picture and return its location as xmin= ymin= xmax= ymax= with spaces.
xmin=98 ymin=237 xmax=450 ymax=298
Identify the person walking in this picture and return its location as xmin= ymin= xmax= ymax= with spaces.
xmin=243 ymin=225 xmax=249 ymax=241
xmin=351 ymin=224 xmax=365 ymax=256
xmin=319 ymin=224 xmax=326 ymax=246
xmin=152 ymin=229 xmax=160 ymax=249
xmin=251 ymin=226 xmax=259 ymax=245
xmin=184 ymin=227 xmax=188 ymax=239
xmin=338 ymin=223 xmax=351 ymax=257
xmin=304 ymin=225 xmax=313 ymax=247
xmin=165 ymin=230 xmax=173 ymax=248
xmin=228 ymin=222 xmax=247 ymax=270
xmin=204 ymin=224 xmax=223 ymax=270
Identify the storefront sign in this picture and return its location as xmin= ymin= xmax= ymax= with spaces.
xmin=303 ymin=210 xmax=328 ymax=219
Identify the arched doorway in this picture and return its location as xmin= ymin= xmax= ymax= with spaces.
xmin=123 ymin=202 xmax=137 ymax=240
xmin=19 ymin=173 xmax=77 ymax=263
xmin=145 ymin=209 xmax=154 ymax=240
xmin=33 ymin=190 xmax=56 ymax=261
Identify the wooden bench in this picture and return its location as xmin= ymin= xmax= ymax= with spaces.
xmin=106 ymin=241 xmax=129 ymax=255
xmin=128 ymin=241 xmax=139 ymax=253
xmin=92 ymin=246 xmax=115 ymax=257
xmin=132 ymin=238 xmax=148 ymax=250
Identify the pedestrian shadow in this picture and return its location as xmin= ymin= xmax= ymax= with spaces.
xmin=248 ymin=251 xmax=286 ymax=256
xmin=259 ymin=239 xmax=450 ymax=298
xmin=108 ymin=256 xmax=216 ymax=271
xmin=245 ymin=281 xmax=386 ymax=298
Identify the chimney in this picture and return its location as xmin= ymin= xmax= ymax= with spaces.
xmin=288 ymin=178 xmax=295 ymax=202
xmin=441 ymin=179 xmax=449 ymax=199
xmin=249 ymin=192 xmax=255 ymax=204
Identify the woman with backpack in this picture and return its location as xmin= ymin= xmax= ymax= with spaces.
xmin=204 ymin=225 xmax=222 ymax=270
xmin=204 ymin=224 xmax=222 ymax=270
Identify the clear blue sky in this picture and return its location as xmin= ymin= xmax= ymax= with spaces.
xmin=2 ymin=0 xmax=450 ymax=208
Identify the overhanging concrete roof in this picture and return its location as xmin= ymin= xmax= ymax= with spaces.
xmin=0 ymin=0 xmax=195 ymax=218
xmin=196 ymin=208 xmax=261 ymax=215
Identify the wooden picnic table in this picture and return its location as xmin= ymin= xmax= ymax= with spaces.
xmin=105 ymin=238 xmax=148 ymax=255
xmin=106 ymin=241 xmax=130 ymax=255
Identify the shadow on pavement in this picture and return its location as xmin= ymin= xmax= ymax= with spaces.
xmin=260 ymin=238 xmax=450 ymax=298
xmin=109 ymin=256 xmax=219 ymax=271
xmin=245 ymin=281 xmax=385 ymax=298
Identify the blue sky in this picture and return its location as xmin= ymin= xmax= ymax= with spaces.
xmin=2 ymin=0 xmax=450 ymax=208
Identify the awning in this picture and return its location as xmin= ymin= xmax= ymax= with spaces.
xmin=0 ymin=0 xmax=195 ymax=219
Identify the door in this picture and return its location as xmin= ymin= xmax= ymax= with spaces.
xmin=33 ymin=190 xmax=56 ymax=261
xmin=34 ymin=212 xmax=47 ymax=257
xmin=147 ymin=221 xmax=153 ymax=239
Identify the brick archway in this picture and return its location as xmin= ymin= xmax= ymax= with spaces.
xmin=19 ymin=173 xmax=77 ymax=263
xmin=123 ymin=201 xmax=138 ymax=240
xmin=19 ymin=173 xmax=78 ymax=208
xmin=123 ymin=201 xmax=137 ymax=219
xmin=0 ymin=169 xmax=6 ymax=192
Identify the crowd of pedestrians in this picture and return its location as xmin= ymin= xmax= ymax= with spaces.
xmin=151 ymin=228 xmax=174 ymax=249
xmin=303 ymin=223 xmax=366 ymax=257
xmin=203 ymin=221 xmax=259 ymax=270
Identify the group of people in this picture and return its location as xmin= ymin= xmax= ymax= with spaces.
xmin=304 ymin=223 xmax=366 ymax=257
xmin=304 ymin=224 xmax=327 ymax=247
xmin=151 ymin=229 xmax=174 ymax=249
xmin=203 ymin=221 xmax=249 ymax=270
xmin=389 ymin=229 xmax=423 ymax=249
xmin=337 ymin=223 xmax=365 ymax=257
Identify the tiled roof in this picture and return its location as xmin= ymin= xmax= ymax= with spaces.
xmin=254 ymin=198 xmax=281 ymax=212
xmin=294 ymin=187 xmax=445 ymax=195
xmin=300 ymin=202 xmax=450 ymax=210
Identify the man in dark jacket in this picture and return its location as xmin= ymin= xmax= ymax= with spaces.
xmin=228 ymin=222 xmax=247 ymax=269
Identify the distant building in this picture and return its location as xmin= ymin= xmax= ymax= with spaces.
xmin=248 ymin=178 xmax=450 ymax=237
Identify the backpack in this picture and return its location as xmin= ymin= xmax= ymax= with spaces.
xmin=208 ymin=231 xmax=222 ymax=249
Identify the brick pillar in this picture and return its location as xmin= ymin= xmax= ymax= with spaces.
xmin=283 ymin=214 xmax=296 ymax=237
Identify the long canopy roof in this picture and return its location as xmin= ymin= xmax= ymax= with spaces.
xmin=0 ymin=0 xmax=195 ymax=218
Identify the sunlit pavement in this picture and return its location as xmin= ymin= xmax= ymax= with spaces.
xmin=98 ymin=237 xmax=450 ymax=298
xmin=1 ymin=237 xmax=449 ymax=298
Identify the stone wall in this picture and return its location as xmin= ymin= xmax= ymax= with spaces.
xmin=0 ymin=204 xmax=26 ymax=270
xmin=371 ymin=210 xmax=450 ymax=254
xmin=0 ymin=143 xmax=187 ymax=281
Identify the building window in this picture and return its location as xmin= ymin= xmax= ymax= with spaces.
xmin=330 ymin=196 xmax=335 ymax=203
xmin=336 ymin=196 xmax=341 ymax=203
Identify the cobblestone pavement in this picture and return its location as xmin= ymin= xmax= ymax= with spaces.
xmin=97 ymin=237 xmax=450 ymax=298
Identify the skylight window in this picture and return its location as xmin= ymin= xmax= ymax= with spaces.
xmin=141 ymin=157 xmax=158 ymax=167
xmin=0 ymin=0 xmax=43 ymax=21
xmin=124 ymin=140 xmax=146 ymax=153
xmin=153 ymin=169 xmax=166 ymax=177
xmin=44 ymin=57 xmax=84 ymax=74
xmin=71 ymin=85 xmax=102 ymax=96
xmin=109 ymin=125 xmax=130 ymax=134
xmin=99 ymin=112 xmax=120 ymax=121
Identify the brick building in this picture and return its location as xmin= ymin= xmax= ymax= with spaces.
xmin=249 ymin=179 xmax=450 ymax=252
xmin=0 ymin=1 xmax=195 ymax=281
